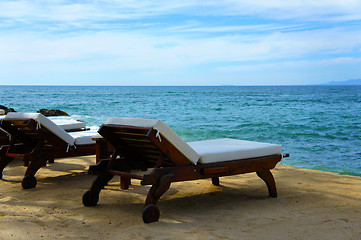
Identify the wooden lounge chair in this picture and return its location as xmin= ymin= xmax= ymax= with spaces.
xmin=0 ymin=113 xmax=99 ymax=189
xmin=1 ymin=114 xmax=88 ymax=139
xmin=82 ymin=117 xmax=288 ymax=223
xmin=0 ymin=115 xmax=89 ymax=147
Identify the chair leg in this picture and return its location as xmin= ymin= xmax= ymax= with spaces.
xmin=145 ymin=174 xmax=175 ymax=206
xmin=83 ymin=172 xmax=114 ymax=207
xmin=48 ymin=155 xmax=55 ymax=164
xmin=91 ymin=172 xmax=114 ymax=195
xmin=0 ymin=146 xmax=13 ymax=179
xmin=88 ymin=159 xmax=110 ymax=175
xmin=22 ymin=152 xmax=49 ymax=189
xmin=120 ymin=174 xmax=131 ymax=190
xmin=256 ymin=170 xmax=277 ymax=198
xmin=211 ymin=177 xmax=220 ymax=186
xmin=143 ymin=174 xmax=175 ymax=223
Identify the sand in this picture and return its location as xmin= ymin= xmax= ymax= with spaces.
xmin=0 ymin=156 xmax=360 ymax=240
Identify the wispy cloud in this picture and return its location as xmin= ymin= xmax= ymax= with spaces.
xmin=208 ymin=0 xmax=361 ymax=20
xmin=2 ymin=0 xmax=361 ymax=24
xmin=1 ymin=0 xmax=361 ymax=85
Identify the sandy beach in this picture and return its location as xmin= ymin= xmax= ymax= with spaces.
xmin=0 ymin=156 xmax=360 ymax=240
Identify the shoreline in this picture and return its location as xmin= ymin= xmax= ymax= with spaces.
xmin=0 ymin=156 xmax=360 ymax=239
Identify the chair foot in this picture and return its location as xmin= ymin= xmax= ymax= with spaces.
xmin=143 ymin=204 xmax=160 ymax=223
xmin=82 ymin=190 xmax=99 ymax=207
xmin=22 ymin=175 xmax=37 ymax=189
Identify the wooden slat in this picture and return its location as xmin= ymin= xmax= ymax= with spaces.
xmin=126 ymin=142 xmax=158 ymax=150
xmin=98 ymin=124 xmax=192 ymax=166
xmin=113 ymin=131 xmax=148 ymax=138
xmin=121 ymin=138 xmax=153 ymax=144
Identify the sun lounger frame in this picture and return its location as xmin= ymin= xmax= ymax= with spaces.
xmin=83 ymin=124 xmax=283 ymax=223
xmin=0 ymin=117 xmax=89 ymax=147
xmin=0 ymin=118 xmax=96 ymax=189
xmin=0 ymin=128 xmax=9 ymax=146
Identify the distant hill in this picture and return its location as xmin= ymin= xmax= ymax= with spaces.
xmin=322 ymin=79 xmax=361 ymax=85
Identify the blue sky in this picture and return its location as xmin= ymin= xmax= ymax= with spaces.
xmin=1 ymin=0 xmax=361 ymax=86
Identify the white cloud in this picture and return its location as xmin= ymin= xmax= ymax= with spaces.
xmin=212 ymin=0 xmax=361 ymax=20
xmin=216 ymin=57 xmax=361 ymax=72
xmin=1 ymin=0 xmax=361 ymax=22
xmin=1 ymin=25 xmax=361 ymax=72
xmin=1 ymin=1 xmax=361 ymax=85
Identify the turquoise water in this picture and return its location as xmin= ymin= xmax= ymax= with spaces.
xmin=1 ymin=85 xmax=361 ymax=176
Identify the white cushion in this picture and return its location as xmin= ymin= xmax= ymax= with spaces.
xmin=69 ymin=130 xmax=100 ymax=145
xmin=188 ymin=138 xmax=282 ymax=164
xmin=5 ymin=112 xmax=75 ymax=145
xmin=49 ymin=117 xmax=86 ymax=131
xmin=105 ymin=117 xmax=200 ymax=164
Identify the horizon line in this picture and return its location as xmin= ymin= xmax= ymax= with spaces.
xmin=1 ymin=84 xmax=361 ymax=87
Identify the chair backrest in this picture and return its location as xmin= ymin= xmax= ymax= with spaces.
xmin=101 ymin=117 xmax=200 ymax=166
xmin=4 ymin=112 xmax=75 ymax=146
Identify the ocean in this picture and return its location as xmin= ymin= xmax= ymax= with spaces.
xmin=1 ymin=85 xmax=360 ymax=176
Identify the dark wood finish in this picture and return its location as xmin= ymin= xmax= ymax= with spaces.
xmin=1 ymin=121 xmax=91 ymax=147
xmin=0 ymin=118 xmax=97 ymax=189
xmin=147 ymin=129 xmax=194 ymax=166
xmin=65 ymin=127 xmax=90 ymax=132
xmin=211 ymin=177 xmax=220 ymax=186
xmin=0 ymin=129 xmax=9 ymax=146
xmin=84 ymin=124 xmax=285 ymax=223
xmin=142 ymin=204 xmax=160 ymax=223
xmin=257 ymin=170 xmax=278 ymax=197
xmin=120 ymin=172 xmax=131 ymax=190
xmin=93 ymin=137 xmax=112 ymax=164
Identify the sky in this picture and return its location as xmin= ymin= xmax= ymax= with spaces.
xmin=1 ymin=0 xmax=361 ymax=86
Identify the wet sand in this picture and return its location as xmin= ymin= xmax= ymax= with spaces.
xmin=0 ymin=156 xmax=360 ymax=239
